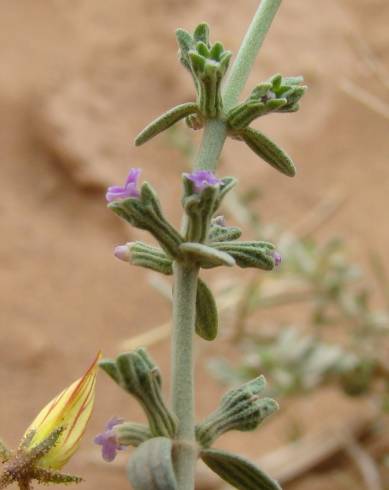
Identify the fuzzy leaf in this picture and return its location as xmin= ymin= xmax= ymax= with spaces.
xmin=99 ymin=359 xmax=121 ymax=384
xmin=196 ymin=278 xmax=218 ymax=341
xmin=201 ymin=449 xmax=281 ymax=490
xmin=115 ymin=350 xmax=177 ymax=437
xmin=109 ymin=183 xmax=183 ymax=259
xmin=215 ymin=177 xmax=237 ymax=209
xmin=102 ymin=350 xmax=176 ymax=438
xmin=180 ymin=242 xmax=235 ymax=268
xmin=208 ymin=224 xmax=242 ymax=242
xmin=213 ymin=241 xmax=276 ymax=270
xmin=128 ymin=438 xmax=178 ymax=490
xmin=241 ymin=128 xmax=296 ymax=177
xmin=182 ymin=181 xmax=219 ymax=243
xmin=175 ymin=28 xmax=194 ymax=72
xmin=135 ymin=103 xmax=199 ymax=146
xmin=116 ymin=422 xmax=152 ymax=448
xmin=130 ymin=242 xmax=173 ymax=275
xmin=193 ymin=23 xmax=210 ymax=45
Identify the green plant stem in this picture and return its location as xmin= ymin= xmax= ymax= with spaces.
xmin=223 ymin=0 xmax=282 ymax=113
xmin=194 ymin=0 xmax=282 ymax=172
xmin=194 ymin=119 xmax=227 ymax=171
xmin=171 ymin=263 xmax=199 ymax=490
xmin=171 ymin=2 xmax=282 ymax=489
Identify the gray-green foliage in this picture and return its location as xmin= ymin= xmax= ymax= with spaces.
xmin=135 ymin=21 xmax=306 ymax=177
xmin=196 ymin=376 xmax=278 ymax=448
xmin=209 ymin=190 xmax=389 ymax=406
xmin=100 ymin=349 xmax=177 ymax=438
xmin=201 ymin=449 xmax=281 ymax=490
xmin=110 ymin=172 xmax=280 ymax=342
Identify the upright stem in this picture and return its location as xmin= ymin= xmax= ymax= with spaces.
xmin=171 ymin=263 xmax=198 ymax=490
xmin=194 ymin=119 xmax=227 ymax=172
xmin=171 ymin=2 xmax=282 ymax=489
xmin=223 ymin=0 xmax=282 ymax=112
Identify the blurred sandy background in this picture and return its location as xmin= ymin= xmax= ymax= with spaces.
xmin=0 ymin=0 xmax=388 ymax=489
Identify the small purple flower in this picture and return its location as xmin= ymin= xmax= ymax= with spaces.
xmin=273 ymin=251 xmax=282 ymax=267
xmin=106 ymin=168 xmax=141 ymax=202
xmin=94 ymin=417 xmax=126 ymax=462
xmin=184 ymin=170 xmax=221 ymax=193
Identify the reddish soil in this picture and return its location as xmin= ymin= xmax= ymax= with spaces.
xmin=0 ymin=1 xmax=388 ymax=489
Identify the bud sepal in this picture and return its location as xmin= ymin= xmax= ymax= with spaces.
xmin=108 ymin=181 xmax=184 ymax=259
xmin=196 ymin=376 xmax=278 ymax=448
xmin=227 ymin=74 xmax=306 ymax=130
xmin=99 ymin=349 xmax=177 ymax=438
xmin=116 ymin=242 xmax=173 ymax=276
xmin=182 ymin=173 xmax=237 ymax=243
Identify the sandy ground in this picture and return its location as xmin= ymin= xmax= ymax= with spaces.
xmin=0 ymin=0 xmax=389 ymax=489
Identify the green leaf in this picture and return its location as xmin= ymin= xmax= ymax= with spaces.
xmin=182 ymin=180 xmax=219 ymax=243
xmin=105 ymin=349 xmax=177 ymax=438
xmin=210 ymin=42 xmax=224 ymax=61
xmin=176 ymin=29 xmax=193 ymax=54
xmin=180 ymin=242 xmax=235 ymax=268
xmin=128 ymin=438 xmax=178 ymax=490
xmin=201 ymin=449 xmax=281 ymax=490
xmin=196 ymin=278 xmax=218 ymax=341
xmin=208 ymin=224 xmax=242 ymax=242
xmin=193 ymin=23 xmax=210 ymax=45
xmin=176 ymin=28 xmax=194 ymax=72
xmin=116 ymin=422 xmax=152 ymax=448
xmin=99 ymin=358 xmax=121 ymax=384
xmin=135 ymin=103 xmax=199 ymax=146
xmin=213 ymin=241 xmax=276 ymax=270
xmin=241 ymin=127 xmax=296 ymax=177
xmin=108 ymin=184 xmax=184 ymax=259
xmin=196 ymin=41 xmax=210 ymax=58
xmin=214 ymin=176 xmax=237 ymax=210
xmin=130 ymin=242 xmax=173 ymax=275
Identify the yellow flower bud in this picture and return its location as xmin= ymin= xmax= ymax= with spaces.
xmin=22 ymin=352 xmax=100 ymax=469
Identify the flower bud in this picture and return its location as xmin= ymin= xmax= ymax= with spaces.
xmin=196 ymin=376 xmax=278 ymax=448
xmin=99 ymin=349 xmax=177 ymax=438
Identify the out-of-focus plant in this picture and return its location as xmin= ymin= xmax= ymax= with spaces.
xmin=209 ymin=190 xmax=389 ymax=409
xmin=0 ymin=354 xmax=99 ymax=490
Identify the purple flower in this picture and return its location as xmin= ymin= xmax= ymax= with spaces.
xmin=94 ymin=417 xmax=126 ymax=462
xmin=184 ymin=170 xmax=221 ymax=193
xmin=273 ymin=251 xmax=282 ymax=267
xmin=106 ymin=168 xmax=141 ymax=202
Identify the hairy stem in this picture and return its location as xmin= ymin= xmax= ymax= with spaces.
xmin=194 ymin=119 xmax=227 ymax=172
xmin=171 ymin=2 xmax=282 ymax=489
xmin=223 ymin=0 xmax=282 ymax=113
xmin=171 ymin=263 xmax=199 ymax=490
